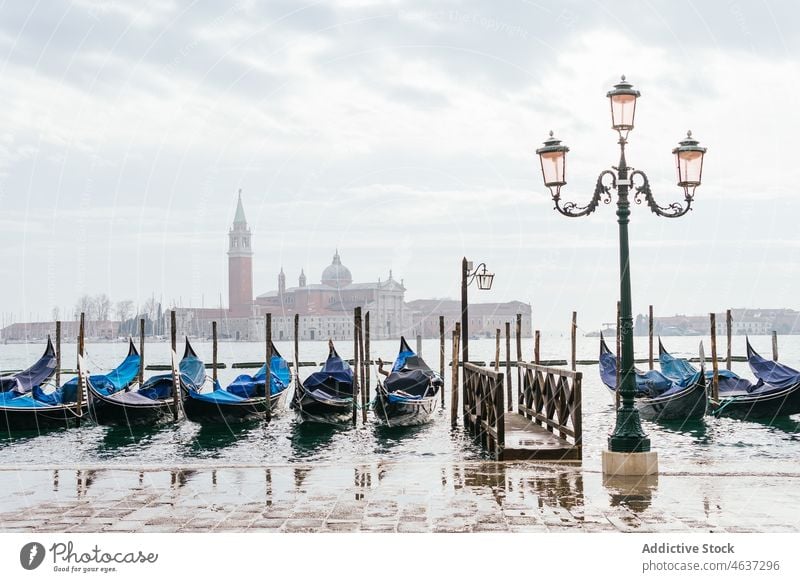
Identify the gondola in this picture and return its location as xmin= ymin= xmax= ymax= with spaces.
xmin=183 ymin=341 xmax=290 ymax=423
xmin=372 ymin=336 xmax=443 ymax=427
xmin=89 ymin=338 xmax=203 ymax=426
xmin=0 ymin=339 xmax=139 ymax=432
xmin=599 ymin=335 xmax=706 ymax=421
xmin=291 ymin=340 xmax=354 ymax=425
xmin=659 ymin=338 xmax=800 ymax=419
xmin=0 ymin=336 xmax=57 ymax=394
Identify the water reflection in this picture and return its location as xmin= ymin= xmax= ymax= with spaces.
xmin=187 ymin=422 xmax=257 ymax=455
xmin=76 ymin=469 xmax=96 ymax=498
xmin=289 ymin=422 xmax=347 ymax=458
xmin=170 ymin=469 xmax=194 ymax=489
xmin=97 ymin=423 xmax=164 ymax=453
xmin=457 ymin=462 xmax=586 ymax=514
xmin=603 ymin=474 xmax=658 ymax=512
xmin=652 ymin=418 xmax=709 ymax=440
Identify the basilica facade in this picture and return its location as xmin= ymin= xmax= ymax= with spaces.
xmin=173 ymin=194 xmax=408 ymax=341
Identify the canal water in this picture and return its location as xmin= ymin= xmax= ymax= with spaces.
xmin=0 ymin=333 xmax=797 ymax=472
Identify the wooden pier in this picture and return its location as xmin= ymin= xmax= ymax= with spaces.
xmin=463 ymin=361 xmax=582 ymax=461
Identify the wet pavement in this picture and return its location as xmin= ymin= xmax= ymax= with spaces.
xmin=1 ymin=461 xmax=798 ymax=532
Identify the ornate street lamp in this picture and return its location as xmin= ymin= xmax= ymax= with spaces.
xmin=536 ymin=75 xmax=706 ymax=456
xmin=460 ymin=259 xmax=494 ymax=381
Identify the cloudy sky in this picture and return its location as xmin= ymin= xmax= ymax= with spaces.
xmin=0 ymin=0 xmax=798 ymax=331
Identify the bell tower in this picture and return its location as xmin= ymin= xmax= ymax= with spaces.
xmin=228 ymin=189 xmax=253 ymax=317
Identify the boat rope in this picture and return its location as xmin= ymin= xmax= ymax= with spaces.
xmin=711 ymin=396 xmax=740 ymax=417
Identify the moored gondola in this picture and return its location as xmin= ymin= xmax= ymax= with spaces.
xmin=599 ymin=335 xmax=706 ymax=421
xmin=659 ymin=338 xmax=800 ymax=419
xmin=0 ymin=339 xmax=139 ymax=432
xmin=89 ymin=339 xmax=202 ymax=426
xmin=372 ymin=337 xmax=442 ymax=427
xmin=0 ymin=336 xmax=57 ymax=394
xmin=183 ymin=341 xmax=290 ymax=423
xmin=291 ymin=340 xmax=353 ymax=425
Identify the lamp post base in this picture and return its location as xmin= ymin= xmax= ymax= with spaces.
xmin=602 ymin=449 xmax=659 ymax=476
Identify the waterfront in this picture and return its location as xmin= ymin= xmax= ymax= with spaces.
xmin=0 ymin=333 xmax=797 ymax=471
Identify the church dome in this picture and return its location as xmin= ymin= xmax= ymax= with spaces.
xmin=321 ymin=250 xmax=353 ymax=288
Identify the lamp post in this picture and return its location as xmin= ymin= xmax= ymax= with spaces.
xmin=460 ymin=259 xmax=494 ymax=368
xmin=536 ymin=75 xmax=707 ymax=457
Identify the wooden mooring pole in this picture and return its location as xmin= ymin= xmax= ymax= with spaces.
xmin=451 ymin=322 xmax=460 ymax=428
xmin=294 ymin=314 xmax=300 ymax=387
xmin=534 ymin=330 xmax=540 ymax=365
xmin=364 ymin=312 xmax=371 ymax=402
xmin=648 ymin=304 xmax=654 ymax=370
xmin=416 ymin=333 xmax=422 ymax=357
xmin=212 ymin=321 xmax=218 ymax=384
xmin=139 ymin=318 xmax=145 ymax=386
xmin=726 ymin=309 xmax=732 ymax=371
xmin=439 ymin=316 xmax=445 ymax=407
xmin=55 ymin=320 xmax=61 ymax=389
xmin=571 ymin=311 xmax=577 ymax=371
xmin=78 ymin=312 xmax=85 ymax=369
xmin=515 ymin=313 xmax=522 ymax=411
xmin=505 ymin=321 xmax=512 ymax=411
xmin=494 ymin=329 xmax=500 ymax=372
xmin=358 ymin=309 xmax=367 ymax=424
xmin=171 ymin=310 xmax=179 ymax=422
xmin=76 ymin=313 xmax=85 ymax=424
xmin=710 ymin=313 xmax=719 ymax=401
xmin=772 ymin=330 xmax=779 ymax=362
xmin=352 ymin=307 xmax=360 ymax=427
xmin=265 ymin=314 xmax=272 ymax=422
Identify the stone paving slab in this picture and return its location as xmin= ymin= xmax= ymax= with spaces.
xmin=0 ymin=461 xmax=798 ymax=533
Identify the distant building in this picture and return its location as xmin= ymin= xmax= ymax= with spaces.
xmin=634 ymin=308 xmax=800 ymax=336
xmin=254 ymin=250 xmax=407 ymax=340
xmin=0 ymin=320 xmax=118 ymax=342
xmin=406 ymin=299 xmax=532 ymax=338
xmin=3 ymin=192 xmax=534 ymax=343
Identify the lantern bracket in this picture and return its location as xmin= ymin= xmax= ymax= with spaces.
xmin=553 ymin=170 xmax=616 ymax=218
xmin=631 ymin=170 xmax=693 ymax=218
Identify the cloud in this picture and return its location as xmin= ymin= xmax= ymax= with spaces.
xmin=0 ymin=0 xmax=798 ymax=329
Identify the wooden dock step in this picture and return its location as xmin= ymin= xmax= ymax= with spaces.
xmin=502 ymin=414 xmax=580 ymax=461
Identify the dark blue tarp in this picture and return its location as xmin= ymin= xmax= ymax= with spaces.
xmin=227 ymin=360 xmax=289 ymax=398
xmin=658 ymin=341 xmax=743 ymax=391
xmin=658 ymin=339 xmax=794 ymax=397
xmin=135 ymin=339 xmax=206 ymax=401
xmin=599 ymin=337 xmax=692 ymax=398
xmin=747 ymin=340 xmax=800 ymax=390
xmin=189 ymin=380 xmax=248 ymax=404
xmin=384 ymin=337 xmax=442 ymax=401
xmin=204 ymin=342 xmax=290 ymax=400
xmin=0 ymin=340 xmax=140 ymax=408
xmin=303 ymin=343 xmax=353 ymax=396
xmin=59 ymin=341 xmax=141 ymax=398
xmin=0 ymin=337 xmax=57 ymax=394
xmin=391 ymin=337 xmax=415 ymax=373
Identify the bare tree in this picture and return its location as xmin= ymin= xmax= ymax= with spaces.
xmin=51 ymin=306 xmax=60 ymax=321
xmin=114 ymin=300 xmax=134 ymax=322
xmin=75 ymin=295 xmax=93 ymax=319
xmin=142 ymin=296 xmax=159 ymax=321
xmin=94 ymin=294 xmax=111 ymax=321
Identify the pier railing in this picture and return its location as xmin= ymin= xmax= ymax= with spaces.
xmin=517 ymin=362 xmax=583 ymax=456
xmin=463 ymin=362 xmax=505 ymax=459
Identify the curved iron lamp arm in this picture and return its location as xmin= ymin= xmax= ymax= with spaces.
xmin=466 ymin=262 xmax=487 ymax=286
xmin=552 ymin=170 xmax=616 ymax=218
xmin=631 ymin=170 xmax=693 ymax=218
